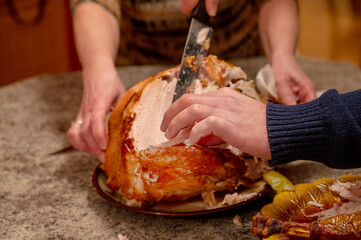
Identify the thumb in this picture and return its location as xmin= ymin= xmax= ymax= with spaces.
xmin=205 ymin=0 xmax=219 ymax=17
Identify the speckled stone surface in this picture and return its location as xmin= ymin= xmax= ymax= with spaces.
xmin=1 ymin=57 xmax=361 ymax=240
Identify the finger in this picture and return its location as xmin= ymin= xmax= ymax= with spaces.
xmin=277 ymin=83 xmax=297 ymax=105
xmin=161 ymin=93 xmax=215 ymax=132
xmin=189 ymin=113 xmax=271 ymax=159
xmin=67 ymin=119 xmax=89 ymax=152
xmin=187 ymin=116 xmax=238 ymax=146
xmin=77 ymin=112 xmax=92 ymax=152
xmin=85 ymin=134 xmax=105 ymax=160
xmin=203 ymin=87 xmax=238 ymax=97
xmin=165 ymin=103 xmax=210 ymax=139
xmin=90 ymin=103 xmax=111 ymax=162
xmin=79 ymin=112 xmax=104 ymax=158
xmin=161 ymin=88 xmax=237 ymax=131
xmin=297 ymin=81 xmax=317 ymax=103
xmin=165 ymin=104 xmax=229 ymax=139
xmin=90 ymin=102 xmax=109 ymax=150
xmin=198 ymin=134 xmax=224 ymax=146
xmin=289 ymin=72 xmax=316 ymax=103
xmin=303 ymin=90 xmax=317 ymax=102
xmin=205 ymin=0 xmax=218 ymax=16
xmin=180 ymin=0 xmax=199 ymax=15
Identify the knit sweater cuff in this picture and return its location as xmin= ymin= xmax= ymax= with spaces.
xmin=266 ymin=95 xmax=330 ymax=166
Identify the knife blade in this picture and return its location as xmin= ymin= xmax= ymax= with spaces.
xmin=47 ymin=145 xmax=76 ymax=156
xmin=173 ymin=0 xmax=213 ymax=102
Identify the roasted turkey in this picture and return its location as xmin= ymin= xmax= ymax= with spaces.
xmin=103 ymin=55 xmax=270 ymax=208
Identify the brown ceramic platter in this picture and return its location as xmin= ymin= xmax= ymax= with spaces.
xmin=92 ymin=164 xmax=270 ymax=217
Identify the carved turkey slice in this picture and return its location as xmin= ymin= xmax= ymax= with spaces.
xmin=103 ymin=55 xmax=270 ymax=208
xmin=252 ymin=174 xmax=361 ymax=239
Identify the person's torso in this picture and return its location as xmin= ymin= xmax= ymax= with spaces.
xmin=117 ymin=0 xmax=264 ymax=66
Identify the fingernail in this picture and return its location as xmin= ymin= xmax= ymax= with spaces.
xmin=165 ymin=130 xmax=170 ymax=139
xmin=100 ymin=141 xmax=107 ymax=150
xmin=160 ymin=122 xmax=165 ymax=132
xmin=99 ymin=154 xmax=105 ymax=163
xmin=209 ymin=5 xmax=217 ymax=17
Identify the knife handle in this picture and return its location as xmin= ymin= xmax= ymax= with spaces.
xmin=191 ymin=0 xmax=210 ymax=24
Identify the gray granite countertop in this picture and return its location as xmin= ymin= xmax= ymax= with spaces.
xmin=1 ymin=57 xmax=361 ymax=240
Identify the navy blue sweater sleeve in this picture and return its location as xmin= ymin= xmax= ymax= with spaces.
xmin=266 ymin=89 xmax=361 ymax=169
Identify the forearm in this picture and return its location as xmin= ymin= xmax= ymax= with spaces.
xmin=258 ymin=0 xmax=299 ymax=63
xmin=267 ymin=89 xmax=361 ymax=169
xmin=72 ymin=2 xmax=119 ymax=74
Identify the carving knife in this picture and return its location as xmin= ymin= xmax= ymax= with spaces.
xmin=47 ymin=145 xmax=75 ymax=156
xmin=172 ymin=0 xmax=213 ymax=102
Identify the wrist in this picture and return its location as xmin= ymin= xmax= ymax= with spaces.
xmin=269 ymin=49 xmax=295 ymax=65
xmin=81 ymin=54 xmax=116 ymax=72
xmin=268 ymin=49 xmax=295 ymax=65
xmin=81 ymin=57 xmax=119 ymax=85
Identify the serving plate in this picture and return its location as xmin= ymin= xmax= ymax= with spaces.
xmin=92 ymin=164 xmax=270 ymax=217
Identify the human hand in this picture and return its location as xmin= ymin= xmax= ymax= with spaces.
xmin=180 ymin=0 xmax=219 ymax=17
xmin=161 ymin=88 xmax=271 ymax=159
xmin=271 ymin=54 xmax=317 ymax=105
xmin=67 ymin=65 xmax=126 ymax=162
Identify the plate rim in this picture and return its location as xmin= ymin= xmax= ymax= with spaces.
xmin=92 ymin=164 xmax=270 ymax=217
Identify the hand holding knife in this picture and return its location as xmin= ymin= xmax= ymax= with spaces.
xmin=49 ymin=0 xmax=214 ymax=156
